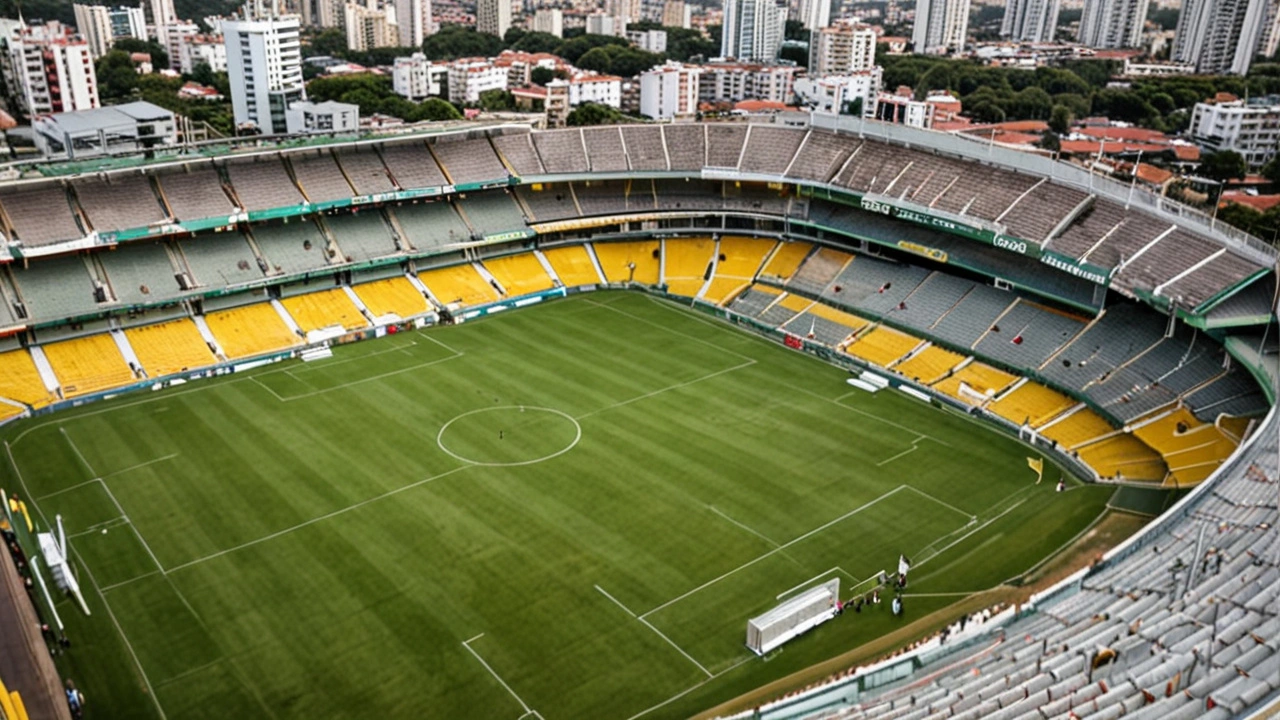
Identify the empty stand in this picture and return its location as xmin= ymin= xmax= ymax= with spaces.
xmin=431 ymin=137 xmax=508 ymax=185
xmin=572 ymin=180 xmax=638 ymax=217
xmin=663 ymin=125 xmax=706 ymax=171
xmin=1000 ymin=182 xmax=1088 ymax=243
xmin=42 ymin=334 xmax=135 ymax=398
xmin=786 ymin=130 xmax=856 ymax=183
xmin=482 ymin=253 xmax=555 ymax=297
xmin=759 ymin=292 xmax=813 ymax=327
xmin=491 ymin=133 xmax=546 ymax=177
xmin=97 ymin=242 xmax=181 ymax=305
xmin=0 ymin=350 xmax=55 ymax=407
xmin=703 ymin=237 xmax=778 ymax=304
xmin=281 ymin=288 xmax=370 ymax=331
xmin=10 ymin=255 xmax=102 ymax=321
xmin=533 ymin=130 xmax=589 ymax=175
xmin=583 ymin=127 xmax=628 ymax=172
xmin=178 ymin=234 xmax=265 ymax=288
xmin=125 ymin=319 xmax=217 ymax=376
xmin=205 ymin=302 xmax=302 ymax=359
xmin=156 ymin=167 xmax=234 ymax=220
xmin=455 ymin=191 xmax=528 ymax=238
xmin=1075 ymin=434 xmax=1168 ymax=481
xmin=663 ymin=237 xmax=717 ymax=296
xmin=788 ymin=247 xmax=853 ymax=296
xmin=971 ymin=300 xmax=1087 ymax=368
xmin=75 ymin=175 xmax=167 ymax=233
xmin=380 ymin=141 xmax=449 ymax=189
xmin=224 ymin=159 xmax=305 ymax=212
xmin=1134 ymin=408 xmax=1239 ymax=485
xmin=1038 ymin=406 xmax=1115 ymax=449
xmin=932 ymin=361 xmax=1018 ymax=404
xmin=517 ymin=184 xmax=580 ymax=222
xmin=929 ymin=286 xmax=1015 ymax=351
xmin=845 ymin=325 xmax=921 ymax=367
xmin=893 ymin=345 xmax=965 ymax=384
xmin=621 ymin=126 xmax=667 ymax=171
xmin=740 ymin=126 xmax=805 ymax=176
xmin=785 ymin=303 xmax=867 ymax=345
xmin=542 ymin=246 xmax=601 ymax=286
xmin=335 ymin=148 xmax=396 ymax=195
xmin=593 ymin=241 xmax=661 ymax=284
xmin=759 ymin=241 xmax=813 ymax=281
xmin=391 ymin=201 xmax=472 ymax=249
xmin=0 ymin=185 xmax=83 ymax=247
xmin=418 ymin=263 xmax=501 ymax=306
xmin=706 ymin=125 xmax=747 ymax=168
xmin=290 ymin=151 xmax=354 ymax=204
xmin=353 ymin=277 xmax=429 ymax=319
xmin=252 ymin=219 xmax=334 ymax=276
xmin=988 ymin=381 xmax=1075 ymax=427
xmin=325 ymin=211 xmax=400 ymax=262
xmin=727 ymin=285 xmax=783 ymax=317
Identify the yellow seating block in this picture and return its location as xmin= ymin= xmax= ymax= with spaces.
xmin=777 ymin=293 xmax=815 ymax=313
xmin=0 ymin=404 xmax=23 ymax=422
xmin=988 ymin=381 xmax=1077 ymax=428
xmin=206 ymin=303 xmax=302 ymax=360
xmin=760 ymin=241 xmax=813 ymax=280
xmin=932 ymin=362 xmax=1019 ymax=405
xmin=1076 ymin=435 xmax=1168 ymax=482
xmin=1039 ymin=407 xmax=1115 ymax=449
xmin=354 ymin=277 xmax=429 ymax=319
xmin=807 ymin=303 xmax=869 ymax=331
xmin=419 ymin=263 xmax=501 ymax=306
xmin=0 ymin=350 xmax=55 ymax=407
xmin=846 ymin=326 xmax=921 ymax=368
xmin=893 ymin=345 xmax=965 ymax=384
xmin=543 ymin=246 xmax=601 ymax=286
xmin=484 ymin=253 xmax=556 ymax=296
xmin=703 ymin=277 xmax=751 ymax=305
xmin=43 ymin=334 xmax=135 ymax=398
xmin=282 ymin=289 xmax=370 ymax=332
xmin=125 ymin=319 xmax=217 ymax=377
xmin=1134 ymin=407 xmax=1239 ymax=486
xmin=593 ymin=241 xmax=660 ymax=284
xmin=664 ymin=237 xmax=716 ymax=281
xmin=716 ymin=237 xmax=777 ymax=277
xmin=665 ymin=279 xmax=707 ymax=297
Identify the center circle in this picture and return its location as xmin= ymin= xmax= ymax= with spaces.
xmin=436 ymin=406 xmax=582 ymax=467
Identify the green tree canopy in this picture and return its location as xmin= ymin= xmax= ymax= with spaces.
xmin=423 ymin=25 xmax=506 ymax=61
xmin=566 ymin=102 xmax=624 ymax=126
xmin=1199 ymin=151 xmax=1248 ymax=183
xmin=112 ymin=38 xmax=170 ymax=71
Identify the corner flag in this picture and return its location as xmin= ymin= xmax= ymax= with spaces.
xmin=1027 ymin=456 xmax=1044 ymax=483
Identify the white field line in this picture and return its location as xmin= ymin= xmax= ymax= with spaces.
xmin=596 ymin=584 xmax=712 ymax=677
xmin=100 ymin=571 xmax=161 ymax=592
xmin=281 ymin=339 xmax=420 ymax=376
xmin=462 ymin=633 xmax=533 ymax=716
xmin=69 ymin=516 xmax=129 ymax=538
xmin=36 ymin=477 xmax=100 ymax=501
xmin=776 ymin=567 xmax=859 ymax=601
xmin=251 ymin=347 xmax=465 ymax=402
xmin=60 ymin=426 xmax=97 ymax=476
xmin=707 ymin=505 xmax=781 ymax=547
xmin=905 ymin=485 xmax=977 ymax=521
xmin=640 ymin=486 xmax=908 ymax=620
xmin=595 ymin=584 xmax=637 ymax=617
xmin=581 ymin=297 xmax=757 ymax=365
xmin=876 ymin=445 xmax=919 ymax=467
xmin=576 ymin=359 xmax=756 ymax=420
xmin=166 ymin=465 xmax=470 ymax=572
xmin=153 ymin=657 xmax=225 ymax=689
xmin=102 ymin=453 xmax=180 ymax=479
xmin=910 ymin=497 xmax=1030 ymax=583
xmin=623 ymin=656 xmax=753 ymax=720
xmin=796 ymin=383 xmax=952 ymax=448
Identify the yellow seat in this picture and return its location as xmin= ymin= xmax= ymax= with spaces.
xmin=281 ymin=289 xmax=370 ymax=332
xmin=1075 ymin=435 xmax=1168 ymax=482
xmin=777 ymin=293 xmax=815 ymax=313
xmin=988 ymin=381 xmax=1077 ymax=428
xmin=1133 ymin=408 xmax=1240 ymax=486
xmin=0 ymin=350 xmax=55 ymax=407
xmin=663 ymin=237 xmax=717 ymax=282
xmin=125 ymin=319 xmax=217 ymax=377
xmin=846 ymin=326 xmax=921 ymax=368
xmin=807 ymin=303 xmax=869 ymax=332
xmin=483 ymin=253 xmax=555 ymax=296
xmin=893 ymin=345 xmax=965 ymax=385
xmin=665 ymin=279 xmax=708 ymax=297
xmin=592 ymin=241 xmax=660 ymax=284
xmin=543 ymin=246 xmax=601 ymax=286
xmin=206 ymin=303 xmax=303 ymax=360
xmin=1038 ymin=407 xmax=1115 ymax=449
xmin=418 ymin=264 xmax=501 ymax=307
xmin=354 ymin=277 xmax=430 ymax=319
xmin=0 ymin=404 xmax=23 ymax=422
xmin=715 ymin=237 xmax=777 ymax=277
xmin=760 ymin=241 xmax=813 ymax=280
xmin=931 ymin=362 xmax=1019 ymax=405
xmin=43 ymin=334 xmax=135 ymax=398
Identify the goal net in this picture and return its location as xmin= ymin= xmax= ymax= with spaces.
xmin=746 ymin=578 xmax=840 ymax=656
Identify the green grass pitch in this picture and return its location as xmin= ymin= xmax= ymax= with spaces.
xmin=0 ymin=292 xmax=1118 ymax=720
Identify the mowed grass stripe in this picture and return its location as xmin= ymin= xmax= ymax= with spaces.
xmin=1 ymin=292 xmax=1116 ymax=720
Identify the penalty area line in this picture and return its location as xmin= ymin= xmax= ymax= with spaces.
xmin=596 ymin=585 xmax=711 ymax=678
xmin=462 ymin=633 xmax=535 ymax=717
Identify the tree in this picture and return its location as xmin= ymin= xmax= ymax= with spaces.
xmin=511 ymin=31 xmax=563 ymax=54
xmin=575 ymin=46 xmax=616 ymax=74
xmin=1048 ymin=105 xmax=1072 ymax=135
xmin=779 ymin=43 xmax=807 ymax=66
xmin=423 ymin=25 xmax=506 ymax=61
xmin=1199 ymin=151 xmax=1248 ymax=183
xmin=478 ymin=88 xmax=515 ymax=111
xmin=96 ymin=51 xmax=140 ymax=100
xmin=566 ymin=102 xmax=624 ymax=126
xmin=306 ymin=28 xmax=348 ymax=57
xmin=415 ymin=98 xmax=463 ymax=121
xmin=112 ymin=38 xmax=169 ymax=71
xmin=554 ymin=34 xmax=629 ymax=63
xmin=1038 ymin=131 xmax=1061 ymax=153
xmin=530 ymin=66 xmax=555 ymax=86
xmin=190 ymin=62 xmax=217 ymax=87
xmin=1261 ymin=153 xmax=1280 ymax=186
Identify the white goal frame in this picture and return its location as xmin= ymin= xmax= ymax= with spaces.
xmin=746 ymin=578 xmax=840 ymax=656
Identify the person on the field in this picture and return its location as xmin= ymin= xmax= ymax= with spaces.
xmin=65 ymin=680 xmax=85 ymax=718
xmin=892 ymin=596 xmax=903 ymax=616
xmin=1056 ymin=479 xmax=1065 ymax=492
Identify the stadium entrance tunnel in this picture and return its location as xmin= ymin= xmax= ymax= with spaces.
xmin=436 ymin=406 xmax=582 ymax=466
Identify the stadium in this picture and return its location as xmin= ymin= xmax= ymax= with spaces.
xmin=0 ymin=116 xmax=1275 ymax=720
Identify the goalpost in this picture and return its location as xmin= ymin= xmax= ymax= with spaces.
xmin=746 ymin=578 xmax=840 ymax=656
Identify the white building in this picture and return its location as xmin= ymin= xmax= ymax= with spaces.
xmin=33 ymin=101 xmax=175 ymax=158
xmin=662 ymin=0 xmax=691 ymax=28
xmin=1000 ymin=0 xmax=1059 ymax=42
xmin=392 ymin=52 xmax=446 ymax=100
xmin=394 ymin=0 xmax=432 ymax=47
xmin=1172 ymin=0 xmax=1267 ymax=75
xmin=223 ymin=16 xmax=305 ymax=136
xmin=639 ymin=60 xmax=701 ymax=119
xmin=798 ymin=0 xmax=831 ymax=31
xmin=177 ymin=34 xmax=227 ymax=73
xmin=809 ymin=21 xmax=876 ymax=75
xmin=585 ymin=14 xmax=621 ymax=36
xmin=345 ymin=4 xmax=398 ymax=51
xmin=286 ymin=100 xmax=359 ymax=135
xmin=532 ymin=8 xmax=563 ymax=37
xmin=4 ymin=22 xmax=99 ymax=117
xmin=627 ymin=29 xmax=668 ymax=52
xmin=148 ymin=0 xmax=176 ymax=31
xmin=1261 ymin=0 xmax=1280 ymax=58
xmin=698 ymin=61 xmax=796 ymax=104
xmin=1076 ymin=0 xmax=1149 ymax=47
xmin=911 ymin=0 xmax=969 ymax=54
xmin=73 ymin=4 xmax=146 ymax=58
xmin=1190 ymin=95 xmax=1280 ymax=168
xmin=157 ymin=21 xmax=199 ymax=71
xmin=447 ymin=58 xmax=508 ymax=104
xmin=721 ymin=0 xmax=788 ymax=62
xmin=477 ymin=0 xmax=511 ymax=38
xmin=793 ymin=69 xmax=881 ymax=116
xmin=548 ymin=74 xmax=623 ymax=108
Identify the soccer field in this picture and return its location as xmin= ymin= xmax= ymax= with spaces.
xmin=1 ymin=291 xmax=1118 ymax=720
